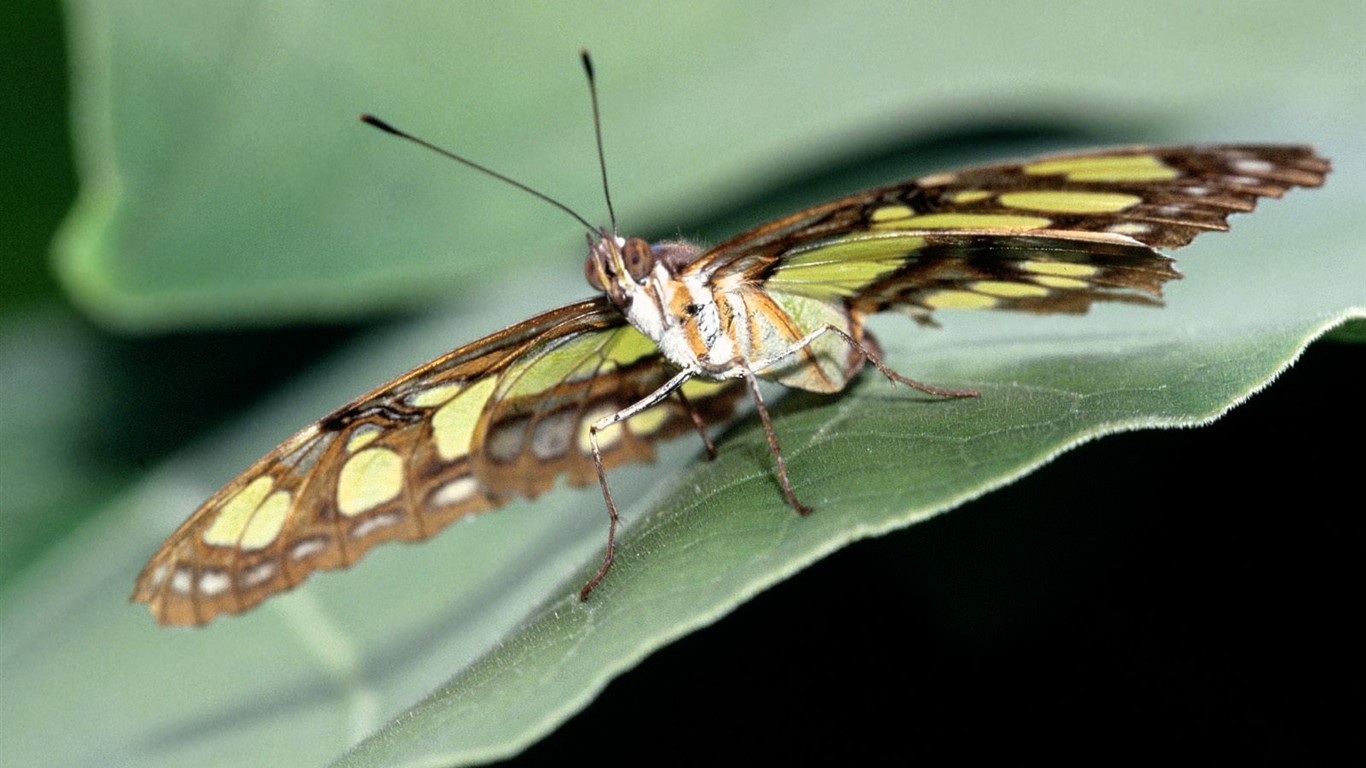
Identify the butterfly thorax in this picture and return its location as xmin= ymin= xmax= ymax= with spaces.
xmin=584 ymin=233 xmax=735 ymax=377
xmin=584 ymin=232 xmax=865 ymax=392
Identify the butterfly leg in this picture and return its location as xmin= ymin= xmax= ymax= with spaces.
xmin=828 ymin=325 xmax=979 ymax=398
xmin=581 ymin=367 xmax=696 ymax=600
xmin=732 ymin=327 xmax=975 ymax=518
xmin=736 ymin=361 xmax=813 ymax=516
xmin=751 ymin=324 xmax=979 ymax=400
xmin=674 ymin=386 xmax=718 ymax=459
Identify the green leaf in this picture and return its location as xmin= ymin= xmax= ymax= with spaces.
xmin=4 ymin=1 xmax=1362 ymax=767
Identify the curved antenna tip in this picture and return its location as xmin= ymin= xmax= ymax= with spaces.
xmin=359 ymin=113 xmax=398 ymax=134
xmin=580 ymin=50 xmax=595 ymax=79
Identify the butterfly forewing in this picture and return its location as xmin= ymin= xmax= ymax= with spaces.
xmin=133 ymin=299 xmax=743 ymax=625
xmin=702 ymin=145 xmax=1329 ymax=321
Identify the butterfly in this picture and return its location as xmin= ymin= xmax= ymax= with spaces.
xmin=132 ymin=66 xmax=1329 ymax=627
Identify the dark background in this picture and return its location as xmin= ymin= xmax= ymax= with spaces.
xmin=520 ymin=339 xmax=1359 ymax=763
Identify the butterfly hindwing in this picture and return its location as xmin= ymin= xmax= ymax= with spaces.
xmin=766 ymin=230 xmax=1180 ymax=322
xmin=133 ymin=299 xmax=744 ymax=625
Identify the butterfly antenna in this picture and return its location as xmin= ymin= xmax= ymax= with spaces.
xmin=359 ymin=113 xmax=597 ymax=234
xmin=581 ymin=50 xmax=618 ymax=234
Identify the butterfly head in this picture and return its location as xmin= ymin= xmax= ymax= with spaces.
xmin=583 ymin=233 xmax=659 ymax=309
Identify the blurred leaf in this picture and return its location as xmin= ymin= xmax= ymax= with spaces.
xmin=54 ymin=0 xmax=1361 ymax=329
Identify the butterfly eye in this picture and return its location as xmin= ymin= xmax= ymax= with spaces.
xmin=621 ymin=238 xmax=655 ymax=282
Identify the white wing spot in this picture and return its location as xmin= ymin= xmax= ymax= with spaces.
xmin=241 ymin=559 xmax=277 ymax=588
xmin=1232 ymin=158 xmax=1273 ymax=173
xmin=351 ymin=512 xmax=402 ymax=540
xmin=431 ymin=476 xmax=480 ymax=507
xmin=198 ymin=569 xmax=231 ymax=597
xmin=916 ymin=171 xmax=958 ymax=187
xmin=289 ymin=538 xmax=329 ymax=562
xmin=1106 ymin=222 xmax=1151 ymax=235
xmin=147 ymin=562 xmax=169 ymax=589
xmin=171 ymin=567 xmax=193 ymax=595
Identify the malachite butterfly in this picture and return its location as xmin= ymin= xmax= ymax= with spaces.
xmin=134 ymin=57 xmax=1329 ymax=626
